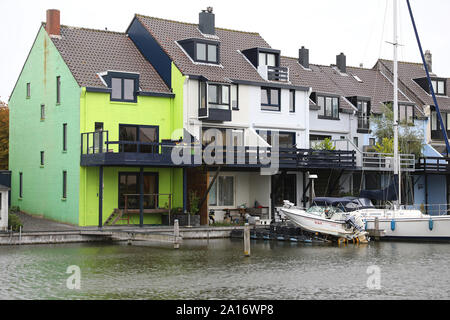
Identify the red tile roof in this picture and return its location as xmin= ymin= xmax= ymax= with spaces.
xmin=134 ymin=14 xmax=270 ymax=84
xmin=50 ymin=24 xmax=172 ymax=94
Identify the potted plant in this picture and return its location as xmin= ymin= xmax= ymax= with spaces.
xmin=188 ymin=191 xmax=201 ymax=227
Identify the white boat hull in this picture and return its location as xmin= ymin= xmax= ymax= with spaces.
xmin=360 ymin=209 xmax=450 ymax=240
xmin=280 ymin=206 xmax=366 ymax=240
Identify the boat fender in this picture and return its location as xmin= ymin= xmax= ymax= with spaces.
xmin=429 ymin=218 xmax=433 ymax=231
xmin=391 ymin=219 xmax=396 ymax=231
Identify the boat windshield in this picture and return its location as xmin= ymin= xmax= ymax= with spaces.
xmin=307 ymin=206 xmax=344 ymax=216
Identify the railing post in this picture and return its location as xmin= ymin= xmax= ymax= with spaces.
xmin=174 ymin=219 xmax=180 ymax=249
xmin=244 ymin=223 xmax=251 ymax=257
xmin=81 ymin=134 xmax=84 ymax=155
xmin=99 ymin=131 xmax=103 ymax=154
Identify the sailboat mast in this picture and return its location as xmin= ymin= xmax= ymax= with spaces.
xmin=393 ymin=0 xmax=401 ymax=206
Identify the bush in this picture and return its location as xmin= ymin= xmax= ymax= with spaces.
xmin=8 ymin=213 xmax=23 ymax=232
xmin=9 ymin=206 xmax=20 ymax=214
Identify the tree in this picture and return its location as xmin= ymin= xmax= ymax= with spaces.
xmin=370 ymin=104 xmax=424 ymax=158
xmin=0 ymin=100 xmax=9 ymax=170
xmin=312 ymin=138 xmax=336 ymax=151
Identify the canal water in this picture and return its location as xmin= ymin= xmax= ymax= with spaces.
xmin=1 ymin=239 xmax=450 ymax=300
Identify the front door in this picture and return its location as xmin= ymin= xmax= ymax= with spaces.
xmin=271 ymin=172 xmax=297 ymax=210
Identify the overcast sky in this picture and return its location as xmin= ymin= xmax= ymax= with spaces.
xmin=1 ymin=0 xmax=449 ymax=101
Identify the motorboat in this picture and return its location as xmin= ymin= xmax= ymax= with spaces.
xmin=279 ymin=198 xmax=368 ymax=243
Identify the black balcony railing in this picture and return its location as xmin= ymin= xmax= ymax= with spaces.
xmin=357 ymin=115 xmax=370 ymax=132
xmin=267 ymin=66 xmax=289 ymax=82
xmin=81 ymin=131 xmax=356 ymax=169
xmin=199 ymin=107 xmax=232 ymax=122
xmin=416 ymin=157 xmax=450 ymax=173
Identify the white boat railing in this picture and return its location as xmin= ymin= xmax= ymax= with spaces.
xmin=361 ymin=203 xmax=450 ymax=216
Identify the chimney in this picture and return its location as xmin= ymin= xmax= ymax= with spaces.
xmin=46 ymin=9 xmax=60 ymax=37
xmin=336 ymin=52 xmax=346 ymax=73
xmin=199 ymin=7 xmax=215 ymax=35
xmin=425 ymin=50 xmax=432 ymax=72
xmin=299 ymin=46 xmax=309 ymax=69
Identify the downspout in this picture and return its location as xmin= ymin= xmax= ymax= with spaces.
xmin=81 ymin=87 xmax=88 ymax=226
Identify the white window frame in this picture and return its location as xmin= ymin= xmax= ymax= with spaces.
xmin=208 ymin=174 xmax=236 ymax=208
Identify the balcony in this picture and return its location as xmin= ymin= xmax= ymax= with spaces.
xmin=198 ymin=106 xmax=232 ymax=122
xmin=357 ymin=115 xmax=370 ymax=133
xmin=257 ymin=65 xmax=289 ymax=82
xmin=331 ymin=138 xmax=415 ymax=172
xmin=416 ymin=157 xmax=450 ymax=173
xmin=198 ymin=146 xmax=356 ymax=169
xmin=431 ymin=129 xmax=450 ymax=141
xmin=362 ymin=152 xmax=416 ymax=172
xmin=80 ymin=131 xmax=195 ymax=167
xmin=81 ymin=131 xmax=356 ymax=169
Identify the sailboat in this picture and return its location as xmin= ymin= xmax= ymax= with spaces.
xmin=355 ymin=0 xmax=450 ymax=241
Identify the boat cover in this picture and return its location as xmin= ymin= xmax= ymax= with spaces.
xmin=359 ymin=176 xmax=399 ymax=201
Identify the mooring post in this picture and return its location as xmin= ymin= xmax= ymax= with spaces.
xmin=174 ymin=219 xmax=180 ymax=249
xmin=244 ymin=223 xmax=251 ymax=257
xmin=374 ymin=217 xmax=380 ymax=241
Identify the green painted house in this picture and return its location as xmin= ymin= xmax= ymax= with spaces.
xmin=9 ymin=10 xmax=188 ymax=227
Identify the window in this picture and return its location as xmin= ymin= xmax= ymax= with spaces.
xmin=259 ymin=52 xmax=277 ymax=67
xmin=111 ymin=77 xmax=136 ymax=102
xmin=353 ymin=137 xmax=359 ymax=148
xmin=196 ymin=42 xmax=219 ymax=63
xmin=202 ymin=127 xmax=244 ymax=148
xmin=258 ymin=130 xmax=296 ymax=148
xmin=40 ymin=151 xmax=44 ymax=166
xmin=261 ymin=87 xmax=280 ymax=111
xmin=119 ymin=125 xmax=159 ymax=153
xmin=199 ymin=81 xmax=207 ymax=112
xmin=231 ymin=84 xmax=239 ymax=110
xmin=119 ymin=172 xmax=158 ymax=209
xmin=62 ymin=171 xmax=67 ymax=199
xmin=40 ymin=104 xmax=45 ymax=120
xmin=431 ymin=79 xmax=446 ymax=95
xmin=357 ymin=100 xmax=370 ymax=131
xmin=317 ymin=95 xmax=339 ymax=119
xmin=289 ymin=90 xmax=295 ymax=113
xmin=208 ymin=84 xmax=230 ymax=109
xmin=179 ymin=39 xmax=220 ymax=64
xmin=56 ymin=76 xmax=61 ymax=104
xmin=369 ymin=138 xmax=376 ymax=146
xmin=431 ymin=111 xmax=438 ymax=131
xmin=26 ymin=83 xmax=30 ymax=98
xmin=19 ymin=172 xmax=23 ymax=198
xmin=399 ymin=104 xmax=414 ymax=124
xmin=208 ymin=176 xmax=234 ymax=207
xmin=63 ymin=124 xmax=67 ymax=151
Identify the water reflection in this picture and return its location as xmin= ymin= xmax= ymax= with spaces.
xmin=1 ymin=240 xmax=450 ymax=299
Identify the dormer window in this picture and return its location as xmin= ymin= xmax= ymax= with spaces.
xmin=103 ymin=71 xmax=139 ymax=103
xmin=179 ymin=39 xmax=220 ymax=64
xmin=259 ymin=52 xmax=276 ymax=67
xmin=242 ymin=48 xmax=280 ymax=68
xmin=431 ymin=79 xmax=446 ymax=95
xmin=414 ymin=77 xmax=446 ymax=96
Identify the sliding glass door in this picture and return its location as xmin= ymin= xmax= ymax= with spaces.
xmin=118 ymin=172 xmax=159 ymax=209
xmin=119 ymin=125 xmax=159 ymax=153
